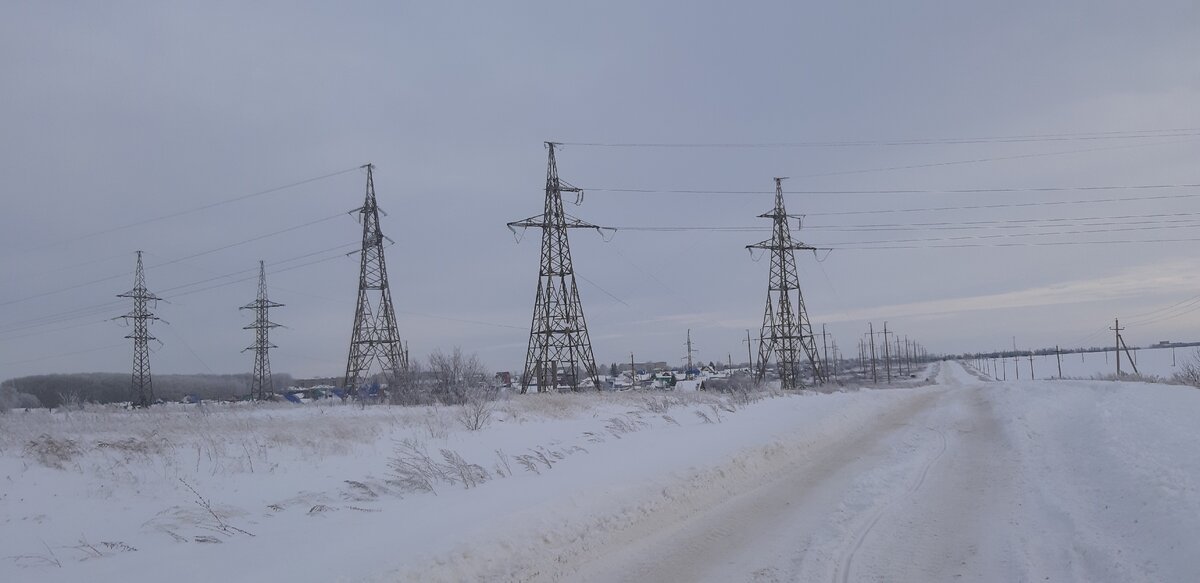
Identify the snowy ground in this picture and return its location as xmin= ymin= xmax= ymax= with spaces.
xmin=982 ymin=345 xmax=1198 ymax=381
xmin=2 ymin=362 xmax=1198 ymax=582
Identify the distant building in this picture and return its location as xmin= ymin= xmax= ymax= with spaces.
xmin=619 ymin=361 xmax=668 ymax=373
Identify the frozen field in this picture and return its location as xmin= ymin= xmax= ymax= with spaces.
xmin=980 ymin=345 xmax=1198 ymax=381
xmin=2 ymin=362 xmax=1199 ymax=582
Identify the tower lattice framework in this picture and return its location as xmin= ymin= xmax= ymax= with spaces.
xmin=507 ymin=143 xmax=605 ymax=393
xmin=241 ymin=260 xmax=283 ymax=401
xmin=344 ymin=163 xmax=408 ymax=397
xmin=116 ymin=250 xmax=161 ymax=407
xmin=748 ymin=178 xmax=826 ymax=389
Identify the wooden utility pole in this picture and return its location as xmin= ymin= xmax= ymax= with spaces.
xmin=831 ymin=340 xmax=840 ymax=377
xmin=1012 ymin=337 xmax=1019 ymax=380
xmin=630 ymin=351 xmax=637 ymax=389
xmin=820 ymin=324 xmax=830 ymax=379
xmin=1111 ymin=318 xmax=1123 ymax=376
xmin=1056 ymin=345 xmax=1062 ymax=378
xmin=1112 ymin=318 xmax=1140 ymax=376
xmin=904 ymin=336 xmax=911 ymax=376
xmin=1028 ymin=351 xmax=1034 ymax=380
xmin=882 ymin=322 xmax=892 ymax=383
xmin=743 ymin=329 xmax=754 ymax=374
xmin=866 ymin=324 xmax=878 ymax=383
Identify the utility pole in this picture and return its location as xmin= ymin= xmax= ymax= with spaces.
xmin=1111 ymin=318 xmax=1123 ymax=376
xmin=1012 ymin=337 xmax=1019 ymax=380
xmin=1056 ymin=345 xmax=1062 ymax=378
xmin=630 ymin=351 xmax=637 ymax=389
xmin=344 ymin=164 xmax=408 ymax=401
xmin=1028 ymin=351 xmax=1034 ymax=380
xmin=894 ymin=335 xmax=903 ymax=377
xmin=831 ymin=340 xmax=840 ymax=378
xmin=241 ymin=261 xmax=283 ymax=401
xmin=116 ymin=250 xmax=161 ymax=407
xmin=866 ymin=323 xmax=878 ymax=383
xmin=882 ymin=322 xmax=892 ymax=383
xmin=748 ymin=177 xmax=827 ymax=388
xmin=1111 ymin=318 xmax=1140 ymax=376
xmin=743 ymin=329 xmax=755 ymax=373
xmin=820 ymin=324 xmax=831 ymax=381
xmin=508 ymin=143 xmax=606 ymax=393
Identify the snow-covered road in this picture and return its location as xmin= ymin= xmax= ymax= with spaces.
xmin=547 ymin=362 xmax=1199 ymax=582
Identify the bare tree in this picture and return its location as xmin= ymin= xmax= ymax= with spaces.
xmin=428 ymin=347 xmax=488 ymax=405
xmin=389 ymin=361 xmax=428 ymax=405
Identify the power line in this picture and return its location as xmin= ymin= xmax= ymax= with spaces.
xmin=613 ymin=214 xmax=1200 ymax=235
xmin=808 ymin=191 xmax=1200 ymax=218
xmin=32 ymin=165 xmax=362 ymax=252
xmin=0 ymin=242 xmax=358 ymax=339
xmin=566 ymin=136 xmax=1197 ymax=181
xmin=557 ymin=127 xmax=1200 ymax=148
xmin=0 ymin=211 xmax=354 ymax=309
xmin=817 ymin=236 xmax=1200 ymax=250
xmin=582 ymin=182 xmax=1200 ymax=196
xmin=815 ymin=222 xmax=1200 ymax=247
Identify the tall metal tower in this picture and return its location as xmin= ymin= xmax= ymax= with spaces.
xmin=116 ymin=250 xmax=160 ymax=407
xmin=748 ymin=178 xmax=826 ymax=389
xmin=241 ymin=260 xmax=283 ymax=401
xmin=344 ymin=164 xmax=407 ymax=397
xmin=507 ymin=142 xmax=605 ymax=393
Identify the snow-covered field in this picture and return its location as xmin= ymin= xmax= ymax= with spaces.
xmin=981 ymin=345 xmax=1198 ymax=381
xmin=3 ymin=362 xmax=1198 ymax=582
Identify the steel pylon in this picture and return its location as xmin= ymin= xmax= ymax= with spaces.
xmin=241 ymin=260 xmax=283 ymax=401
xmin=507 ymin=143 xmax=606 ymax=393
xmin=747 ymin=178 xmax=826 ymax=388
xmin=116 ymin=250 xmax=161 ymax=407
xmin=344 ymin=164 xmax=408 ymax=398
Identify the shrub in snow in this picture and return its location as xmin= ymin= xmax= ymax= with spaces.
xmin=1172 ymin=349 xmax=1200 ymax=388
xmin=387 ymin=439 xmax=495 ymax=493
xmin=456 ymin=386 xmax=499 ymax=431
xmin=23 ymin=434 xmax=82 ymax=469
xmin=387 ymin=439 xmax=446 ymax=494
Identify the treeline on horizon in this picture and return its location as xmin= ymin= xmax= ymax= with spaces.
xmin=0 ymin=372 xmax=295 ymax=409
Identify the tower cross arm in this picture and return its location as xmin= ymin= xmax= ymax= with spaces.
xmin=240 ymin=299 xmax=285 ymax=310
xmin=117 ymin=289 xmax=162 ymax=301
xmin=243 ymin=320 xmax=283 ymax=330
xmin=746 ymin=240 xmax=829 ymax=251
xmin=507 ymin=214 xmax=613 ymax=231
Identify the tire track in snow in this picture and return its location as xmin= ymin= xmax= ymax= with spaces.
xmin=835 ymin=425 xmax=948 ymax=583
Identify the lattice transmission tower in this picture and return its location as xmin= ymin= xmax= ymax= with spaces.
xmin=507 ymin=142 xmax=607 ymax=393
xmin=241 ymin=260 xmax=283 ymax=401
xmin=748 ymin=178 xmax=827 ymax=389
xmin=344 ymin=163 xmax=408 ymax=398
xmin=116 ymin=250 xmax=161 ymax=407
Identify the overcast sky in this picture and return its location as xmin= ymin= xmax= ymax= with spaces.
xmin=2 ymin=1 xmax=1199 ymax=380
